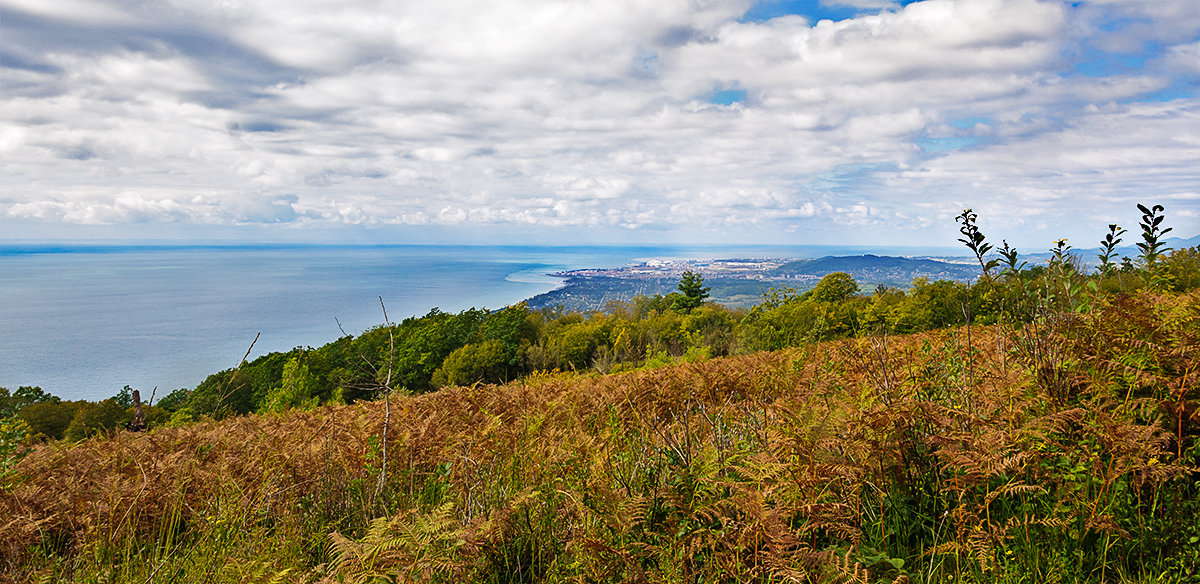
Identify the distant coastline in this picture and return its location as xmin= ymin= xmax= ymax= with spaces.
xmin=525 ymin=254 xmax=982 ymax=312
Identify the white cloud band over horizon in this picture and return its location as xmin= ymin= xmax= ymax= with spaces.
xmin=1 ymin=0 xmax=1198 ymax=248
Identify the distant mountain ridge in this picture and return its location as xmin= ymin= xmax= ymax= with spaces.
xmin=1168 ymin=233 xmax=1200 ymax=248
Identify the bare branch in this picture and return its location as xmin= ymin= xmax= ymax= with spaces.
xmin=376 ymin=297 xmax=395 ymax=504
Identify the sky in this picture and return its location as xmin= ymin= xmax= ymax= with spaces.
xmin=1 ymin=0 xmax=1198 ymax=249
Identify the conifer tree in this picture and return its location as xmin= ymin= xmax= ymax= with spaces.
xmin=672 ymin=270 xmax=710 ymax=314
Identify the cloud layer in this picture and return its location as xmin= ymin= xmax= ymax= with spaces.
xmin=2 ymin=0 xmax=1197 ymax=246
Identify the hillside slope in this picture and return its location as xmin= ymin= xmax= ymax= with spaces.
xmin=2 ymin=291 xmax=1198 ymax=583
xmin=769 ymin=254 xmax=980 ymax=283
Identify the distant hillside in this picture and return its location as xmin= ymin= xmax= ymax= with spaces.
xmin=527 ymin=254 xmax=981 ymax=311
xmin=1168 ymin=233 xmax=1200 ymax=248
xmin=769 ymin=254 xmax=980 ymax=283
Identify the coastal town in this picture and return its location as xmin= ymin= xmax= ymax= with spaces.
xmin=549 ymin=258 xmax=816 ymax=282
xmin=530 ymin=254 xmax=983 ymax=311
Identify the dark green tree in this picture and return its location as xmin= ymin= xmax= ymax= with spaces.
xmin=433 ymin=339 xmax=512 ymax=386
xmin=17 ymin=401 xmax=83 ymax=441
xmin=63 ymin=399 xmax=130 ymax=441
xmin=671 ymin=270 xmax=710 ymax=314
xmin=1165 ymin=246 xmax=1200 ymax=292
xmin=739 ymin=299 xmax=817 ymax=352
xmin=259 ymin=355 xmax=320 ymax=413
xmin=0 ymin=386 xmax=57 ymax=418
xmin=683 ymin=305 xmax=739 ymax=357
xmin=811 ymin=272 xmax=859 ymax=303
xmin=889 ymin=278 xmax=969 ymax=333
xmin=479 ymin=303 xmax=538 ymax=372
xmin=113 ymin=385 xmax=135 ymax=408
xmin=155 ymin=388 xmax=191 ymax=412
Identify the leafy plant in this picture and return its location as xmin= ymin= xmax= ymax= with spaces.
xmin=998 ymin=239 xmax=1026 ymax=275
xmin=957 ymin=208 xmax=1000 ymax=278
xmin=1137 ymin=204 xmax=1174 ymax=290
xmin=1049 ymin=238 xmax=1072 ymax=265
xmin=0 ymin=415 xmax=31 ymax=489
xmin=1098 ymin=224 xmax=1127 ymax=275
xmin=1137 ymin=204 xmax=1173 ymax=265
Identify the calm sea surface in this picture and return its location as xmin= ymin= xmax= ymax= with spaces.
xmin=1 ymin=243 xmax=882 ymax=401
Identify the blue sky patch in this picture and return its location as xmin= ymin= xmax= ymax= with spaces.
xmin=1072 ymin=48 xmax=1153 ymax=78
xmin=917 ymin=137 xmax=980 ymax=153
xmin=741 ymin=1 xmax=861 ymax=23
xmin=1136 ymin=84 xmax=1197 ymax=103
xmin=948 ymin=116 xmax=994 ymax=129
xmin=740 ymin=0 xmax=920 ymax=23
xmin=708 ymin=88 xmax=748 ymax=106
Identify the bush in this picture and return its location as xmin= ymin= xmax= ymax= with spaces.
xmin=18 ymin=401 xmax=84 ymax=441
xmin=63 ymin=399 xmax=131 ymax=441
xmin=433 ymin=339 xmax=513 ymax=386
xmin=0 ymin=416 xmax=31 ymax=486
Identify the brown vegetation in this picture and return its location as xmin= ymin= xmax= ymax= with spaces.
xmin=2 ymin=290 xmax=1198 ymax=583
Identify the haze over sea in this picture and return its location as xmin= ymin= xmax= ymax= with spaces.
xmin=1 ymin=242 xmax=954 ymax=401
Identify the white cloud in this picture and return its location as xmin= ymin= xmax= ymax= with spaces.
xmin=46 ymin=50 xmax=211 ymax=96
xmin=1077 ymin=0 xmax=1200 ymax=53
xmin=0 ymin=0 xmax=135 ymax=25
xmin=1 ymin=0 xmax=1197 ymax=244
xmin=1161 ymin=41 xmax=1200 ymax=75
xmin=889 ymin=99 xmax=1200 ymax=244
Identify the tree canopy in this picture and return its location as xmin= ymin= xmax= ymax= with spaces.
xmin=671 ymin=270 xmax=711 ymax=314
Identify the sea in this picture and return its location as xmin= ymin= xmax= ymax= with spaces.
xmin=0 ymin=242 xmax=944 ymax=401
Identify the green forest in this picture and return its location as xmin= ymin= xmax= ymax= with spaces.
xmin=1 ymin=205 xmax=1199 ymax=583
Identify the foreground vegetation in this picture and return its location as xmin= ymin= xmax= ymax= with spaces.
xmin=1 ymin=204 xmax=1197 ymax=582
xmin=2 ymin=289 xmax=1198 ymax=583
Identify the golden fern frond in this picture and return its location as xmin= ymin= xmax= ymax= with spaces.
xmin=265 ymin=568 xmax=294 ymax=584
xmin=219 ymin=557 xmax=294 ymax=584
xmin=984 ymin=481 xmax=1045 ymax=507
xmin=1084 ymin=513 xmax=1129 ymax=538
xmin=828 ymin=546 xmax=870 ymax=584
xmin=329 ymin=503 xmax=467 ymax=584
